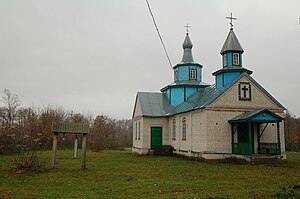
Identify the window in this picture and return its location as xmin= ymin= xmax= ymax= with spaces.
xmin=233 ymin=53 xmax=239 ymax=65
xmin=223 ymin=54 xmax=228 ymax=67
xmin=175 ymin=70 xmax=178 ymax=82
xmin=189 ymin=69 xmax=196 ymax=80
xmin=182 ymin=117 xmax=186 ymax=140
xmin=135 ymin=122 xmax=137 ymax=140
xmin=138 ymin=121 xmax=141 ymax=140
xmin=172 ymin=119 xmax=176 ymax=140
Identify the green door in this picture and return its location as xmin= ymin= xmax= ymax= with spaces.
xmin=238 ymin=123 xmax=252 ymax=155
xmin=151 ymin=127 xmax=162 ymax=149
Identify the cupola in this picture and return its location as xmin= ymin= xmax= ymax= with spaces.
xmin=161 ymin=26 xmax=209 ymax=107
xmin=213 ymin=13 xmax=252 ymax=89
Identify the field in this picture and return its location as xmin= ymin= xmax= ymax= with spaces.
xmin=1 ymin=149 xmax=300 ymax=199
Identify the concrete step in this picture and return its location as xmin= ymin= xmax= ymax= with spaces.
xmin=250 ymin=156 xmax=283 ymax=164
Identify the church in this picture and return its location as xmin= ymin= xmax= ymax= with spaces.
xmin=132 ymin=17 xmax=286 ymax=162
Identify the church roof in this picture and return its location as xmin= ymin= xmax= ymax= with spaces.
xmin=136 ymin=92 xmax=173 ymax=117
xmin=212 ymin=66 xmax=253 ymax=76
xmin=160 ymin=80 xmax=209 ymax=92
xmin=181 ymin=33 xmax=194 ymax=63
xmin=220 ymin=29 xmax=244 ymax=55
xmin=229 ymin=109 xmax=283 ymax=123
xmin=136 ymin=72 xmax=285 ymax=117
xmin=168 ymin=72 xmax=285 ymax=115
xmin=168 ymin=85 xmax=221 ymax=115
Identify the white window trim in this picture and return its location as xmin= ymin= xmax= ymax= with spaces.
xmin=182 ymin=117 xmax=186 ymax=140
xmin=172 ymin=119 xmax=176 ymax=140
xmin=189 ymin=69 xmax=196 ymax=80
xmin=135 ymin=122 xmax=137 ymax=140
xmin=233 ymin=53 xmax=240 ymax=65
xmin=223 ymin=54 xmax=228 ymax=66
xmin=138 ymin=121 xmax=140 ymax=140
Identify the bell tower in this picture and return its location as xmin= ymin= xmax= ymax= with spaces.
xmin=161 ymin=25 xmax=209 ymax=106
xmin=213 ymin=13 xmax=252 ymax=89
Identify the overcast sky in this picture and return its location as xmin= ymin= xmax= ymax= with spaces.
xmin=0 ymin=0 xmax=299 ymax=119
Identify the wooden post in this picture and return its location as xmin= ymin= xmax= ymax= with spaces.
xmin=82 ymin=134 xmax=87 ymax=169
xmin=73 ymin=134 xmax=78 ymax=158
xmin=257 ymin=124 xmax=260 ymax=154
xmin=277 ymin=122 xmax=281 ymax=155
xmin=51 ymin=133 xmax=58 ymax=169
xmin=231 ymin=123 xmax=235 ymax=154
xmin=248 ymin=121 xmax=253 ymax=155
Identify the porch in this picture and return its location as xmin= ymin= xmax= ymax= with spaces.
xmin=229 ymin=109 xmax=283 ymax=157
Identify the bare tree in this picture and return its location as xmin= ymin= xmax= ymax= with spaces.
xmin=1 ymin=89 xmax=20 ymax=127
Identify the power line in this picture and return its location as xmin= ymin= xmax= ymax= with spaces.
xmin=145 ymin=0 xmax=173 ymax=69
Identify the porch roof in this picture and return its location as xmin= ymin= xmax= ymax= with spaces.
xmin=229 ymin=109 xmax=283 ymax=123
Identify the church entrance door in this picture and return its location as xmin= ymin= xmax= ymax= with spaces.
xmin=151 ymin=127 xmax=162 ymax=150
xmin=238 ymin=123 xmax=253 ymax=155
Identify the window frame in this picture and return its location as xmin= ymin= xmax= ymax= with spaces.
xmin=174 ymin=70 xmax=178 ymax=82
xmin=138 ymin=121 xmax=141 ymax=140
xmin=233 ymin=53 xmax=240 ymax=66
xmin=135 ymin=122 xmax=137 ymax=140
xmin=238 ymin=82 xmax=252 ymax=101
xmin=172 ymin=119 xmax=176 ymax=140
xmin=182 ymin=117 xmax=186 ymax=140
xmin=189 ymin=69 xmax=197 ymax=80
xmin=223 ymin=54 xmax=228 ymax=67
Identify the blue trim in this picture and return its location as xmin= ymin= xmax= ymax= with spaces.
xmin=202 ymin=72 xmax=286 ymax=110
xmin=245 ymin=73 xmax=286 ymax=110
xmin=228 ymin=52 xmax=233 ymax=66
xmin=229 ymin=109 xmax=283 ymax=123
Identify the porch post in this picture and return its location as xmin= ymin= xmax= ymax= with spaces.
xmin=257 ymin=124 xmax=260 ymax=154
xmin=231 ymin=123 xmax=234 ymax=154
xmin=82 ymin=133 xmax=87 ymax=169
xmin=51 ymin=133 xmax=58 ymax=169
xmin=248 ymin=121 xmax=253 ymax=155
xmin=277 ymin=122 xmax=281 ymax=155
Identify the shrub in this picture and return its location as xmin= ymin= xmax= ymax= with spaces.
xmin=13 ymin=151 xmax=47 ymax=173
xmin=275 ymin=186 xmax=299 ymax=199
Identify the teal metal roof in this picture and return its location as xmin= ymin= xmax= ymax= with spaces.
xmin=137 ymin=72 xmax=285 ymax=117
xmin=169 ymin=85 xmax=221 ymax=115
xmin=220 ymin=29 xmax=244 ymax=55
xmin=212 ymin=66 xmax=253 ymax=76
xmin=137 ymin=92 xmax=173 ymax=117
xmin=229 ymin=109 xmax=283 ymax=123
xmin=137 ymin=86 xmax=222 ymax=117
xmin=160 ymin=80 xmax=210 ymax=92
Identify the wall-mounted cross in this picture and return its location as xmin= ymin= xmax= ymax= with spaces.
xmin=226 ymin=12 xmax=237 ymax=29
xmin=184 ymin=23 xmax=191 ymax=33
xmin=242 ymin=85 xmax=248 ymax=98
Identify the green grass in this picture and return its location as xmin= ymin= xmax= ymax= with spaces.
xmin=1 ymin=150 xmax=300 ymax=198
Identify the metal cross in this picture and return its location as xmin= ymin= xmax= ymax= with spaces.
xmin=184 ymin=23 xmax=191 ymax=33
xmin=226 ymin=12 xmax=237 ymax=29
xmin=242 ymin=85 xmax=248 ymax=98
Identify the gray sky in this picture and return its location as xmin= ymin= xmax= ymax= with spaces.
xmin=0 ymin=0 xmax=299 ymax=119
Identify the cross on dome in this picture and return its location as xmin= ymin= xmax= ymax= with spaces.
xmin=226 ymin=12 xmax=237 ymax=30
xmin=184 ymin=23 xmax=191 ymax=33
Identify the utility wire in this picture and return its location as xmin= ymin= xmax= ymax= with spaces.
xmin=145 ymin=0 xmax=173 ymax=69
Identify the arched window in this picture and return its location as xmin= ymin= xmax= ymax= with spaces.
xmin=172 ymin=119 xmax=176 ymax=140
xmin=182 ymin=117 xmax=186 ymax=140
xmin=135 ymin=122 xmax=137 ymax=140
xmin=138 ymin=121 xmax=141 ymax=140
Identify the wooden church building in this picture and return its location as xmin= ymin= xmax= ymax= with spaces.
xmin=132 ymin=19 xmax=286 ymax=162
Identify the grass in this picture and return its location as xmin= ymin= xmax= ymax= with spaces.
xmin=0 ymin=149 xmax=300 ymax=199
